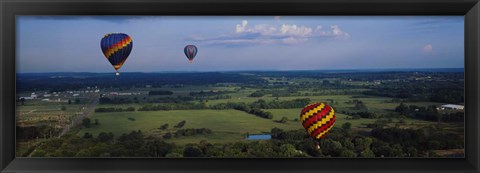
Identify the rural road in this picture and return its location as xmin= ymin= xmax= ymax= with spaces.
xmin=59 ymin=93 xmax=99 ymax=137
xmin=28 ymin=94 xmax=99 ymax=157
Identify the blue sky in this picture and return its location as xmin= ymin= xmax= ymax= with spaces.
xmin=16 ymin=16 xmax=464 ymax=73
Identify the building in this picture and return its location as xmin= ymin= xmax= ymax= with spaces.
xmin=439 ymin=104 xmax=464 ymax=110
xmin=20 ymin=92 xmax=38 ymax=100
xmin=119 ymin=93 xmax=132 ymax=96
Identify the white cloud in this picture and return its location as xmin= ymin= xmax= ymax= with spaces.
xmin=191 ymin=20 xmax=350 ymax=46
xmin=282 ymin=37 xmax=308 ymax=44
xmin=235 ymin=20 xmax=249 ymax=33
xmin=330 ymin=25 xmax=350 ymax=39
xmin=236 ymin=21 xmax=277 ymax=35
xmin=252 ymin=24 xmax=277 ymax=35
xmin=423 ymin=44 xmax=433 ymax=53
xmin=280 ymin=24 xmax=312 ymax=37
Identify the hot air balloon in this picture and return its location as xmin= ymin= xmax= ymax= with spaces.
xmin=184 ymin=45 xmax=198 ymax=63
xmin=100 ymin=33 xmax=133 ymax=76
xmin=300 ymin=102 xmax=336 ymax=149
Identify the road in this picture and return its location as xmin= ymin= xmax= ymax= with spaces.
xmin=59 ymin=93 xmax=99 ymax=137
xmin=27 ymin=94 xmax=99 ymax=157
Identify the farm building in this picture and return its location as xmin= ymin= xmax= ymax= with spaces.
xmin=439 ymin=104 xmax=464 ymax=110
xmin=20 ymin=92 xmax=38 ymax=100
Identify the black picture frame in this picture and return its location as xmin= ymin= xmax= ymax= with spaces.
xmin=1 ymin=0 xmax=479 ymax=172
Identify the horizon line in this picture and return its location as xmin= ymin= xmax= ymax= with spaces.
xmin=16 ymin=67 xmax=465 ymax=74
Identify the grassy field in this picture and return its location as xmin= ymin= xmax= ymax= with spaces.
xmin=267 ymin=109 xmax=377 ymax=128
xmin=78 ymin=107 xmax=440 ymax=146
xmin=79 ymin=91 xmax=445 ymax=146
xmin=78 ymin=109 xmax=303 ymax=144
xmin=16 ymin=100 xmax=88 ymax=127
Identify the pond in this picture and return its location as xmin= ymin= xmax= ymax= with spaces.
xmin=246 ymin=134 xmax=271 ymax=140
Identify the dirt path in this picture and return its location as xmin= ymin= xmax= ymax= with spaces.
xmin=26 ymin=109 xmax=37 ymax=114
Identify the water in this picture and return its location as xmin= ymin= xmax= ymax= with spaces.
xmin=246 ymin=134 xmax=271 ymax=140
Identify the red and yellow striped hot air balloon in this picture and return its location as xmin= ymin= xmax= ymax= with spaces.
xmin=300 ymin=102 xmax=336 ymax=149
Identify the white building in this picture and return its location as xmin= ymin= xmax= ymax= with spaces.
xmin=439 ymin=104 xmax=464 ymax=110
xmin=119 ymin=93 xmax=132 ymax=96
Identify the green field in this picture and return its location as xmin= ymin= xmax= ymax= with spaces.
xmin=267 ymin=109 xmax=377 ymax=128
xmin=78 ymin=109 xmax=302 ymax=144
xmin=78 ymin=107 xmax=440 ymax=146
xmin=17 ymin=71 xmax=465 ymax=157
xmin=16 ymin=100 xmax=89 ymax=127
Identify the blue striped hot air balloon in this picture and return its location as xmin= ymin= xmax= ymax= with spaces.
xmin=184 ymin=45 xmax=198 ymax=63
xmin=100 ymin=33 xmax=133 ymax=75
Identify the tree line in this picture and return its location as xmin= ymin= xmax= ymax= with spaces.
xmin=395 ymin=103 xmax=464 ymax=122
xmin=30 ymin=124 xmax=463 ymax=158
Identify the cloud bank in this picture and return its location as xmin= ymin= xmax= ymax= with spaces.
xmin=189 ymin=20 xmax=350 ymax=46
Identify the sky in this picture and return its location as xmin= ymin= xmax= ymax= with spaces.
xmin=16 ymin=16 xmax=464 ymax=73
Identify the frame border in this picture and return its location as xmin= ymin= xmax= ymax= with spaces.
xmin=1 ymin=0 xmax=479 ymax=172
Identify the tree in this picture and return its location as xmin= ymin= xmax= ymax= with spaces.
xmin=97 ymin=132 xmax=114 ymax=142
xmin=20 ymin=98 xmax=26 ymax=105
xmin=94 ymin=119 xmax=99 ymax=125
xmin=82 ymin=118 xmax=91 ymax=128
xmin=354 ymin=101 xmax=368 ymax=110
xmin=174 ymin=120 xmax=186 ymax=128
xmin=126 ymin=107 xmax=135 ymax=111
xmin=163 ymin=132 xmax=172 ymax=139
xmin=354 ymin=137 xmax=373 ymax=152
xmin=375 ymin=145 xmax=393 ymax=157
xmin=159 ymin=123 xmax=169 ymax=130
xmin=341 ymin=139 xmax=355 ymax=150
xmin=339 ymin=150 xmax=356 ymax=157
xmin=83 ymin=132 xmax=93 ymax=139
xmin=118 ymin=130 xmax=145 ymax=150
xmin=342 ymin=122 xmax=352 ymax=130
xmin=406 ymin=147 xmax=418 ymax=157
xmin=359 ymin=149 xmax=375 ymax=157
xmin=68 ymin=100 xmax=72 ymax=104
xmin=279 ymin=117 xmax=289 ymax=123
xmin=320 ymin=139 xmax=343 ymax=156
xmin=279 ymin=144 xmax=299 ymax=157
xmin=145 ymin=140 xmax=173 ymax=157
xmin=270 ymin=128 xmax=285 ymax=139
xmin=395 ymin=102 xmax=409 ymax=116
xmin=183 ymin=145 xmax=204 ymax=157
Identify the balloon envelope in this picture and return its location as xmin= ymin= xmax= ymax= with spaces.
xmin=100 ymin=33 xmax=133 ymax=72
xmin=300 ymin=102 xmax=336 ymax=141
xmin=184 ymin=45 xmax=198 ymax=62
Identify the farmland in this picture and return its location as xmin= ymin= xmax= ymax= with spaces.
xmin=16 ymin=69 xmax=465 ymax=157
